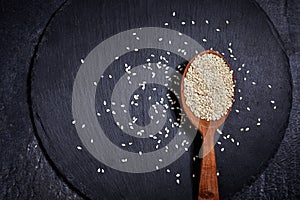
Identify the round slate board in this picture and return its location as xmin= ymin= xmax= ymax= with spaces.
xmin=29 ymin=0 xmax=292 ymax=199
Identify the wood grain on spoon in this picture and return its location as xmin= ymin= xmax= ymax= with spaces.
xmin=181 ymin=50 xmax=235 ymax=200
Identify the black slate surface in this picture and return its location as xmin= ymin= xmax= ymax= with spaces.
xmin=0 ymin=0 xmax=299 ymax=200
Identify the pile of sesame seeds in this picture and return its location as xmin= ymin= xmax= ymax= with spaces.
xmin=184 ymin=53 xmax=235 ymax=121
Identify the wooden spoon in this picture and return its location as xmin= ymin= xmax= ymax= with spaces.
xmin=181 ymin=50 xmax=235 ymax=200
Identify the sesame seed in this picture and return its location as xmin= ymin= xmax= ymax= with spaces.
xmin=237 ymin=142 xmax=240 ymax=146
xmin=202 ymin=38 xmax=207 ymax=42
xmin=176 ymin=173 xmax=180 ymax=177
xmin=81 ymin=124 xmax=86 ymax=128
xmin=77 ymin=146 xmax=82 ymax=150
xmin=80 ymin=59 xmax=84 ymax=64
xmin=221 ymin=148 xmax=225 ymax=152
xmin=158 ymin=37 xmax=163 ymax=42
xmin=132 ymin=32 xmax=137 ymax=35
xmin=268 ymin=84 xmax=272 ymax=88
xmin=176 ymin=179 xmax=180 ymax=184
xmin=181 ymin=21 xmax=186 ymax=25
xmin=191 ymin=20 xmax=195 ymax=24
xmin=246 ymin=107 xmax=251 ymax=111
xmin=164 ymin=22 xmax=169 ymax=26
xmin=72 ymin=120 xmax=76 ymax=124
xmin=166 ymin=169 xmax=171 ymax=173
xmin=139 ymin=151 xmax=143 ymax=155
xmin=270 ymin=100 xmax=275 ymax=104
xmin=245 ymin=127 xmax=250 ymax=132
xmin=235 ymin=109 xmax=239 ymax=113
xmin=205 ymin=20 xmax=209 ymax=24
xmin=108 ymin=75 xmax=113 ymax=79
xmin=226 ymin=20 xmax=230 ymax=24
xmin=96 ymin=112 xmax=101 ymax=116
xmin=216 ymin=28 xmax=221 ymax=32
xmin=115 ymin=56 xmax=119 ymax=60
xmin=273 ymin=106 xmax=277 ymax=110
xmin=172 ymin=11 xmax=176 ymax=17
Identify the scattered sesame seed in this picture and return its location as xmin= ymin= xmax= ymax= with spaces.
xmin=172 ymin=11 xmax=176 ymax=17
xmin=121 ymin=158 xmax=128 ymax=163
xmin=205 ymin=20 xmax=209 ymax=24
xmin=216 ymin=28 xmax=221 ymax=32
xmin=235 ymin=109 xmax=239 ymax=113
xmin=132 ymin=32 xmax=137 ymax=35
xmin=246 ymin=107 xmax=251 ymax=111
xmin=81 ymin=124 xmax=86 ymax=128
xmin=115 ymin=56 xmax=119 ymax=60
xmin=252 ymin=82 xmax=256 ymax=85
xmin=158 ymin=37 xmax=163 ymax=42
xmin=245 ymin=127 xmax=250 ymax=132
xmin=77 ymin=146 xmax=82 ymax=150
xmin=273 ymin=106 xmax=277 ymax=110
xmin=181 ymin=21 xmax=186 ymax=25
xmin=139 ymin=151 xmax=143 ymax=155
xmin=176 ymin=173 xmax=180 ymax=177
xmin=226 ymin=20 xmax=230 ymax=24
xmin=72 ymin=120 xmax=76 ymax=124
xmin=202 ymin=38 xmax=207 ymax=42
xmin=164 ymin=22 xmax=169 ymax=26
xmin=257 ymin=122 xmax=261 ymax=126
xmin=191 ymin=20 xmax=195 ymax=25
xmin=80 ymin=59 xmax=84 ymax=64
xmin=121 ymin=143 xmax=126 ymax=147
xmin=237 ymin=142 xmax=240 ymax=146
xmin=108 ymin=74 xmax=113 ymax=79
xmin=268 ymin=84 xmax=272 ymax=89
xmin=166 ymin=169 xmax=171 ymax=173
xmin=270 ymin=100 xmax=275 ymax=104
xmin=221 ymin=147 xmax=225 ymax=152
xmin=217 ymin=172 xmax=220 ymax=176
xmin=176 ymin=179 xmax=180 ymax=184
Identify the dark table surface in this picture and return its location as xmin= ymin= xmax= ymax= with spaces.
xmin=0 ymin=0 xmax=299 ymax=199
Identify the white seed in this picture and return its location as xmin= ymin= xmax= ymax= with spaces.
xmin=202 ymin=38 xmax=207 ymax=42
xmin=164 ymin=22 xmax=169 ymax=26
xmin=80 ymin=59 xmax=84 ymax=64
xmin=268 ymin=84 xmax=272 ymax=88
xmin=81 ymin=124 xmax=86 ymax=128
xmin=166 ymin=169 xmax=171 ymax=173
xmin=226 ymin=20 xmax=229 ymax=24
xmin=181 ymin=21 xmax=186 ymax=25
xmin=191 ymin=20 xmax=195 ymax=25
xmin=216 ymin=28 xmax=220 ymax=32
xmin=172 ymin=11 xmax=176 ymax=17
xmin=205 ymin=20 xmax=209 ymax=24
xmin=72 ymin=120 xmax=76 ymax=125
xmin=176 ymin=179 xmax=180 ymax=184
xmin=221 ymin=147 xmax=225 ymax=152
xmin=77 ymin=146 xmax=82 ymax=150
xmin=245 ymin=127 xmax=250 ymax=132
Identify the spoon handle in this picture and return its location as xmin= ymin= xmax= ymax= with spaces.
xmin=198 ymin=127 xmax=219 ymax=200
